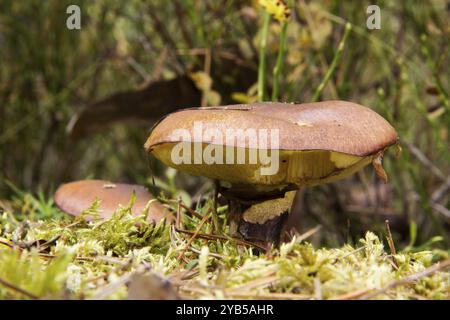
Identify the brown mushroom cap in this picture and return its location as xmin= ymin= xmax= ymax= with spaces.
xmin=144 ymin=101 xmax=398 ymax=189
xmin=54 ymin=180 xmax=171 ymax=223
xmin=146 ymin=101 xmax=397 ymax=155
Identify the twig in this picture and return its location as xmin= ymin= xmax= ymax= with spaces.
xmin=126 ymin=56 xmax=150 ymax=82
xmin=84 ymin=273 xmax=108 ymax=284
xmin=175 ymin=228 xmax=266 ymax=251
xmin=37 ymin=235 xmax=61 ymax=252
xmin=328 ymin=288 xmax=372 ymax=300
xmin=385 ymin=220 xmax=397 ymax=255
xmin=0 ymin=277 xmax=39 ymax=299
xmin=179 ymin=201 xmax=203 ymax=220
xmin=171 ymin=225 xmax=223 ymax=260
xmin=176 ymin=48 xmax=211 ymax=107
xmin=178 ymin=285 xmax=215 ymax=298
xmin=314 ymin=278 xmax=322 ymax=300
xmin=431 ymin=175 xmax=450 ymax=203
xmin=76 ymin=255 xmax=131 ymax=267
xmin=331 ymin=245 xmax=366 ymax=265
xmin=151 ymin=47 xmax=169 ymax=80
xmin=412 ymin=193 xmax=450 ymax=221
xmin=295 ymin=225 xmax=322 ymax=243
xmin=177 ymin=213 xmax=211 ymax=261
xmin=226 ymin=274 xmax=277 ymax=293
xmin=0 ymin=239 xmax=14 ymax=248
xmin=170 ymin=268 xmax=200 ymax=282
xmin=227 ymin=292 xmax=311 ymax=300
xmin=162 ymin=199 xmax=203 ymax=220
xmin=169 ymin=226 xmax=190 ymax=264
xmin=359 ymin=259 xmax=450 ymax=300
xmin=385 ymin=220 xmax=398 ymax=268
xmin=0 ymin=242 xmax=131 ymax=267
xmin=92 ymin=272 xmax=133 ymax=300
xmin=64 ymin=220 xmax=84 ymax=229
xmin=188 ymin=247 xmax=223 ymax=260
xmin=430 ymin=202 xmax=450 ymax=220
xmin=83 ymin=258 xmax=134 ymax=284
xmin=176 ymin=198 xmax=182 ymax=229
xmin=403 ymin=141 xmax=446 ymax=181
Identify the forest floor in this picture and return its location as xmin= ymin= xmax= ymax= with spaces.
xmin=0 ymin=194 xmax=448 ymax=300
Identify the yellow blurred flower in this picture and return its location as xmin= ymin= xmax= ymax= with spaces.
xmin=259 ymin=0 xmax=290 ymax=23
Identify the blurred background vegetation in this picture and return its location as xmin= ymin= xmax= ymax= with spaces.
xmin=0 ymin=0 xmax=449 ymax=248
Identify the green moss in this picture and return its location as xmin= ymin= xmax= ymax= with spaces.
xmin=0 ymin=199 xmax=448 ymax=300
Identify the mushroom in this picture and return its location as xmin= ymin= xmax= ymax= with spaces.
xmin=54 ymin=180 xmax=171 ymax=223
xmin=144 ymin=101 xmax=398 ymax=245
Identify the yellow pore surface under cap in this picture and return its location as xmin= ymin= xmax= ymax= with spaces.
xmin=151 ymin=142 xmax=373 ymax=188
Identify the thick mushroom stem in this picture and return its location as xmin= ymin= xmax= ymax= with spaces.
xmin=227 ymin=191 xmax=296 ymax=246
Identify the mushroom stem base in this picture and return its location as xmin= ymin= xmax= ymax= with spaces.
xmin=228 ymin=199 xmax=289 ymax=246
xmin=239 ymin=212 xmax=289 ymax=246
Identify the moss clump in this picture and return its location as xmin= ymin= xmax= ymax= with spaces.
xmin=0 ymin=197 xmax=448 ymax=300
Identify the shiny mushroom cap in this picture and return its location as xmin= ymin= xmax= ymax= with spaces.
xmin=54 ymin=180 xmax=171 ymax=223
xmin=145 ymin=101 xmax=398 ymax=192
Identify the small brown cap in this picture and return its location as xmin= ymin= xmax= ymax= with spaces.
xmin=54 ymin=180 xmax=171 ymax=223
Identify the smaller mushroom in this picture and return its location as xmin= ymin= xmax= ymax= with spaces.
xmin=54 ymin=180 xmax=171 ymax=223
